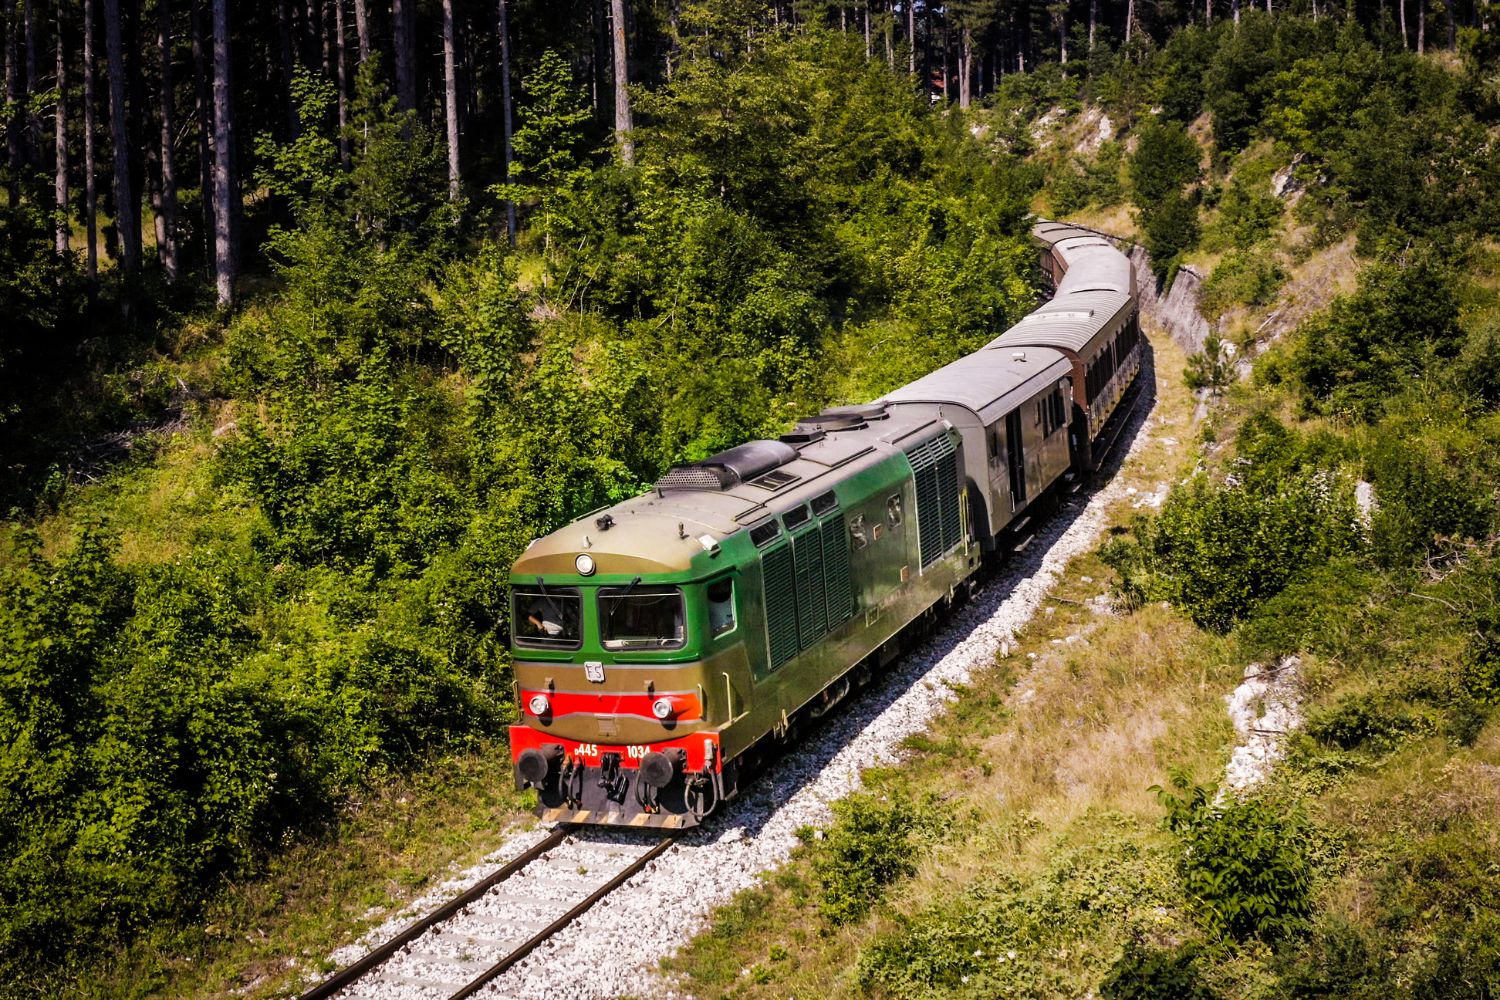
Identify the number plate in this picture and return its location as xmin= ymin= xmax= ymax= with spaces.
xmin=584 ymin=661 xmax=606 ymax=683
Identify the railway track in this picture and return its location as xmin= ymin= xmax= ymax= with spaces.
xmin=298 ymin=827 xmax=677 ymax=1000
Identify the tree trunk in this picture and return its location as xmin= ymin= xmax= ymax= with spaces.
xmin=863 ymin=1 xmax=870 ymax=58
xmin=959 ymin=26 xmax=972 ymax=107
xmin=906 ymin=0 xmax=914 ymax=75
xmin=210 ymin=0 xmax=232 ymax=306
xmin=333 ymin=0 xmax=349 ymax=165
xmin=1400 ymin=0 xmax=1408 ymax=47
xmin=392 ymin=0 xmax=415 ymax=113
xmin=1126 ymin=0 xmax=1135 ymax=42
xmin=1059 ymin=7 xmax=1068 ymax=64
xmin=83 ymin=0 xmax=96 ymax=279
xmin=103 ymin=0 xmax=138 ymax=276
xmin=592 ymin=0 xmax=606 ymax=113
xmin=1418 ymin=0 xmax=1425 ymax=52
xmin=190 ymin=0 xmax=211 ymax=274
xmin=497 ymin=0 xmax=514 ymax=242
xmin=1445 ymin=0 xmax=1455 ymax=47
xmin=1206 ymin=0 xmax=1213 ymax=24
xmin=277 ymin=0 xmax=297 ymax=135
xmin=876 ymin=3 xmax=888 ymax=67
xmin=24 ymin=0 xmax=40 ymax=170
xmin=52 ymin=0 xmax=65 ymax=257
xmin=1088 ymin=0 xmax=1097 ymax=48
xmin=352 ymin=0 xmax=369 ymax=61
xmin=156 ymin=0 xmax=178 ymax=280
xmin=1233 ymin=0 xmax=1240 ymax=24
xmin=441 ymin=0 xmax=458 ymax=199
xmin=5 ymin=1 xmax=20 ymax=204
xmin=666 ymin=0 xmax=678 ymax=80
xmin=610 ymin=0 xmax=633 ymax=165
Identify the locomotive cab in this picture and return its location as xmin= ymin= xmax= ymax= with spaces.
xmin=507 ymin=510 xmax=757 ymax=828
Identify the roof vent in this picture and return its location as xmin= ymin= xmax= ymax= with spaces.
xmin=816 ymin=402 xmax=889 ymax=431
xmin=781 ymin=424 xmax=827 ymax=445
xmin=656 ymin=440 xmax=799 ymax=492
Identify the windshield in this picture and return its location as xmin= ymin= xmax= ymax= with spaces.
xmin=598 ymin=585 xmax=686 ymax=650
xmin=512 ymin=587 xmax=582 ymax=649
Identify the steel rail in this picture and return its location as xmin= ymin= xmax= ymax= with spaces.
xmin=297 ymin=825 xmax=574 ymax=1000
xmin=447 ymin=834 xmax=679 ymax=1000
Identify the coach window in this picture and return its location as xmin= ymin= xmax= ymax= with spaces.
xmin=707 ymin=578 xmax=736 ymax=637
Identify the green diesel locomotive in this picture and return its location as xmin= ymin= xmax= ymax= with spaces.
xmin=508 ymin=221 xmax=1142 ymax=828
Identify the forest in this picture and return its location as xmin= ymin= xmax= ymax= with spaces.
xmin=0 ymin=0 xmax=1499 ymax=995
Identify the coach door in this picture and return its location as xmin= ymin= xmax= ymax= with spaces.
xmin=1005 ymin=408 xmax=1027 ymax=508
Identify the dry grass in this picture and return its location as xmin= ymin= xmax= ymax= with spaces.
xmin=1064 ymin=202 xmax=1140 ymax=242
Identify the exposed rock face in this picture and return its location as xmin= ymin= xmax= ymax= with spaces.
xmin=1128 ymin=244 xmax=1210 ymax=355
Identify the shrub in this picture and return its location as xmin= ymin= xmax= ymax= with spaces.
xmin=1272 ymin=915 xmax=1391 ymax=999
xmin=1103 ymin=468 xmax=1362 ymax=632
xmin=811 ymin=791 xmax=934 ymax=925
xmin=1101 ymin=940 xmax=1217 ymax=1000
xmin=1288 ymin=253 xmax=1462 ymax=422
xmin=1155 ymin=776 xmax=1315 ymax=943
xmin=1199 ymin=244 xmax=1285 ymax=317
xmin=1304 ymin=691 xmax=1425 ymax=752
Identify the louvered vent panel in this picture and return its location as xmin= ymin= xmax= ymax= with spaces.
xmin=794 ymin=529 xmax=828 ymax=650
xmin=938 ymin=449 xmax=962 ymax=554
xmin=821 ymin=515 xmax=855 ymax=626
xmin=762 ymin=545 xmax=800 ymax=670
xmin=907 ymin=433 xmax=958 ymax=569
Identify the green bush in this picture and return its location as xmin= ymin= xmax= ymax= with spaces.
xmin=1288 ymin=252 xmax=1462 ymax=422
xmin=1102 ymin=467 xmax=1362 ymax=632
xmin=1305 ymin=691 xmax=1426 ymax=753
xmin=811 ymin=792 xmax=933 ymax=925
xmin=1200 ymin=244 xmax=1285 ymax=317
xmin=1272 ymin=915 xmax=1391 ymax=999
xmin=1155 ymin=777 xmax=1314 ymax=944
xmin=856 ymin=816 xmax=1182 ymax=997
xmin=1101 ymin=940 xmax=1217 ymax=1000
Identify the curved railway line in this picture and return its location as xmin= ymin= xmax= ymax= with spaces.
xmin=299 ymin=830 xmax=677 ymax=1000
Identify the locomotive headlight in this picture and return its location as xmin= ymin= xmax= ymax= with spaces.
xmin=651 ymin=697 xmax=675 ymax=720
xmin=574 ymin=553 xmax=596 ymax=576
xmin=527 ymin=693 xmax=551 ymax=716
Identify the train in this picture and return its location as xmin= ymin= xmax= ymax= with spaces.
xmin=506 ymin=221 xmax=1143 ymax=828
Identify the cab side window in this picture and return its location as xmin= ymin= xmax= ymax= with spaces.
xmin=708 ymin=578 xmax=736 ymax=636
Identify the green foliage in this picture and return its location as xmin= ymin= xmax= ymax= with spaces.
xmin=1202 ymin=161 xmax=1283 ymax=252
xmin=856 ymin=816 xmax=1183 ymax=997
xmin=1155 ymin=776 xmax=1314 ymax=943
xmin=1287 ymin=253 xmax=1462 ymax=421
xmin=1199 ymin=244 xmax=1285 ymax=317
xmin=1184 ymin=332 xmax=1234 ymax=394
xmin=1051 ymin=141 xmax=1125 ymax=215
xmin=254 ymin=69 xmax=345 ymax=215
xmin=508 ymin=50 xmax=592 ymax=195
xmin=810 ymin=791 xmax=938 ymax=925
xmin=1304 ymin=690 xmax=1429 ymax=753
xmin=1130 ymin=117 xmax=1201 ymax=279
xmin=1102 ymin=464 xmax=1362 ymax=632
xmin=1101 ymin=940 xmax=1217 ymax=1000
xmin=1130 ymin=118 xmax=1200 ymax=206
